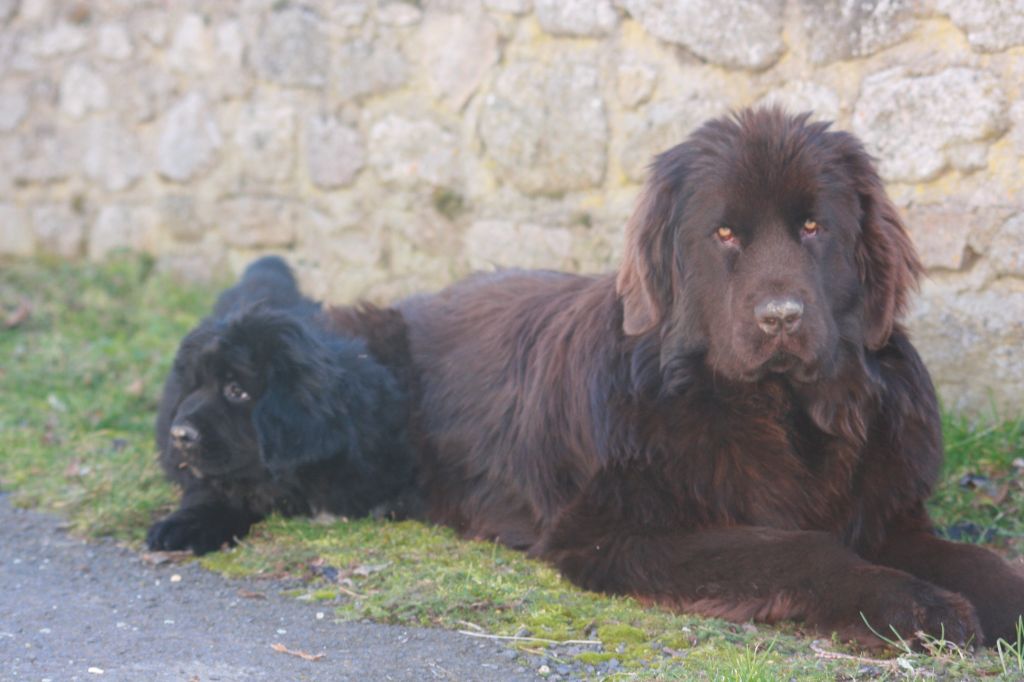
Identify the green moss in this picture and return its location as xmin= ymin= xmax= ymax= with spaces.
xmin=431 ymin=188 xmax=466 ymax=221
xmin=570 ymin=211 xmax=593 ymax=228
xmin=310 ymin=588 xmax=340 ymax=602
xmin=574 ymin=651 xmax=615 ymax=665
xmin=600 ymin=623 xmax=646 ymax=645
xmin=198 ymin=550 xmax=255 ymax=579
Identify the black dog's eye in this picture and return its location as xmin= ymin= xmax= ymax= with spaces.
xmin=223 ymin=381 xmax=251 ymax=404
xmin=801 ymin=219 xmax=820 ymax=239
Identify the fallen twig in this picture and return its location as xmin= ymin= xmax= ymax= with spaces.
xmin=809 ymin=640 xmax=897 ymax=669
xmin=140 ymin=550 xmax=192 ymax=566
xmin=271 ymin=643 xmax=325 ymax=661
xmin=457 ymin=630 xmax=603 ymax=647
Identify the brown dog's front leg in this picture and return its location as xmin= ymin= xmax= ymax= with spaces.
xmin=537 ymin=522 xmax=981 ymax=648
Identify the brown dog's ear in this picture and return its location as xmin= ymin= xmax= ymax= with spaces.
xmin=849 ymin=149 xmax=923 ymax=350
xmin=616 ymin=145 xmax=691 ymax=336
xmin=617 ymin=191 xmax=665 ymax=335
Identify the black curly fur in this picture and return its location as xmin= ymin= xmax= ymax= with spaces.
xmin=147 ymin=256 xmax=417 ymax=555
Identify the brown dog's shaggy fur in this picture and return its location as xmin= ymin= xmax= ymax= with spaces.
xmin=399 ymin=109 xmax=1024 ymax=646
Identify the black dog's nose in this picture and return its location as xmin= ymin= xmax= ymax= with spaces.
xmin=170 ymin=423 xmax=200 ymax=449
xmin=755 ymin=298 xmax=804 ymax=336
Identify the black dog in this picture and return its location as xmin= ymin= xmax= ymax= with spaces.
xmin=147 ymin=256 xmax=416 ymax=555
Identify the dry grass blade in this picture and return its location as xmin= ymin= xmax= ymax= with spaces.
xmin=336 ymin=584 xmax=366 ymax=599
xmin=270 ymin=643 xmax=325 ymax=661
xmin=457 ymin=630 xmax=603 ymax=646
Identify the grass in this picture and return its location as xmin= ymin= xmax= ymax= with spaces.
xmin=996 ymin=618 xmax=1024 ymax=676
xmin=2 ymin=255 xmax=1023 ymax=680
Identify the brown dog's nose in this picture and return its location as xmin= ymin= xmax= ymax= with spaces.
xmin=170 ymin=423 xmax=200 ymax=450
xmin=755 ymin=298 xmax=803 ymax=336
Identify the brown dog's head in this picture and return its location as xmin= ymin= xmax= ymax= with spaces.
xmin=617 ymin=107 xmax=921 ymax=385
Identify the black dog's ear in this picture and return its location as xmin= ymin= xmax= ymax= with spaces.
xmin=837 ymin=133 xmax=923 ymax=350
xmin=616 ymin=142 xmax=693 ymax=336
xmin=254 ymin=369 xmax=354 ymax=472
xmin=234 ymin=313 xmax=357 ymax=472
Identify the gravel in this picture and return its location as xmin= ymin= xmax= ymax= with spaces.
xmin=0 ymin=494 xmax=540 ymax=681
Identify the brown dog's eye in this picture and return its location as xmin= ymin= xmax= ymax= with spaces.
xmin=223 ymin=381 xmax=251 ymax=404
xmin=802 ymin=219 xmax=819 ymax=237
xmin=715 ymin=226 xmax=738 ymax=245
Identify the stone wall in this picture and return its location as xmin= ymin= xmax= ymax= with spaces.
xmin=1 ymin=0 xmax=1022 ymax=414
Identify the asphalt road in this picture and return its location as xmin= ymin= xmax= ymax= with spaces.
xmin=0 ymin=495 xmax=538 ymax=681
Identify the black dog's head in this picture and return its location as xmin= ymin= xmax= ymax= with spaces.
xmin=617 ymin=107 xmax=921 ymax=386
xmin=157 ymin=306 xmax=395 ymax=480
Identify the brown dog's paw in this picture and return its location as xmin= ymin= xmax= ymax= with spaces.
xmin=833 ymin=570 xmax=983 ymax=649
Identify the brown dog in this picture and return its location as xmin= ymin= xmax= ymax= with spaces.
xmin=399 ymin=108 xmax=1024 ymax=647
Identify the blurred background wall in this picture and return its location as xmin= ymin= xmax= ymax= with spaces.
xmin=1 ymin=0 xmax=1022 ymax=414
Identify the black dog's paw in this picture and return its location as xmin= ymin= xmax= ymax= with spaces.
xmin=146 ymin=510 xmax=248 ymax=555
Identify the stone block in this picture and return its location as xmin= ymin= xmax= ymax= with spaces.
xmin=234 ymin=100 xmax=296 ymax=184
xmin=852 ymin=68 xmax=1006 ymax=183
xmin=369 ymin=114 xmax=459 ymax=187
xmin=333 ymin=33 xmax=409 ymax=101
xmin=417 ymin=10 xmax=498 ymax=111
xmin=10 ymin=124 xmax=78 ymax=184
xmin=377 ymin=1 xmax=422 ymax=26
xmin=88 ymin=205 xmax=160 ymax=260
xmin=159 ymin=195 xmax=206 ymax=242
xmin=157 ymin=247 xmax=228 ymax=283
xmin=252 ymin=6 xmax=328 ymax=88
xmin=908 ymin=284 xmax=1024 ymax=414
xmin=305 ymin=115 xmax=365 ymax=189
xmin=30 ymin=23 xmax=86 ymax=57
xmin=32 ymin=204 xmax=86 ymax=258
xmin=902 ymin=205 xmax=972 ymax=271
xmin=937 ymin=0 xmax=1024 ymax=52
xmin=97 ymin=22 xmax=133 ymax=61
xmin=479 ymin=60 xmax=607 ymax=194
xmin=167 ymin=13 xmax=212 ymax=73
xmin=157 ymin=93 xmax=223 ymax=182
xmin=755 ymin=81 xmax=840 ymax=123
xmin=217 ymin=196 xmax=314 ymax=248
xmin=797 ymin=0 xmax=914 ymax=65
xmin=0 ymin=84 xmax=28 ymax=131
xmin=0 ymin=203 xmax=34 ymax=257
xmin=988 ymin=213 xmax=1024 ymax=277
xmin=621 ymin=0 xmax=783 ymax=70
xmin=484 ymin=0 xmax=532 ymax=14
xmin=83 ymin=116 xmax=145 ymax=192
xmin=620 ymin=95 xmax=729 ymax=183
xmin=0 ymin=0 xmax=18 ymax=23
xmin=616 ymin=58 xmax=658 ymax=109
xmin=119 ymin=66 xmax=176 ymax=124
xmin=465 ymin=219 xmax=573 ymax=270
xmin=535 ymin=0 xmax=618 ymax=37
xmin=59 ymin=62 xmax=109 ymax=119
